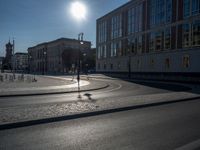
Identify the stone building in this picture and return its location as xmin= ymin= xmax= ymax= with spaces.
xmin=28 ymin=38 xmax=92 ymax=74
xmin=13 ymin=52 xmax=28 ymax=71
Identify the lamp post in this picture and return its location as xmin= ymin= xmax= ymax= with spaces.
xmin=43 ymin=51 xmax=47 ymax=75
xmin=77 ymin=33 xmax=84 ymax=90
xmin=128 ymin=47 xmax=131 ymax=79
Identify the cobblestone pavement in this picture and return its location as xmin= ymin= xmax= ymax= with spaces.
xmin=0 ymin=79 xmax=199 ymax=125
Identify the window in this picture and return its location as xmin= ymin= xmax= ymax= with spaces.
xmin=155 ymin=31 xmax=163 ymax=51
xmin=149 ymin=0 xmax=172 ymax=28
xmin=149 ymin=32 xmax=155 ymax=52
xmin=103 ymin=45 xmax=107 ymax=58
xmin=97 ymin=46 xmax=102 ymax=59
xmin=192 ymin=20 xmax=200 ymax=46
xmin=164 ymin=28 xmax=171 ymax=50
xmin=165 ymin=58 xmax=170 ymax=69
xmin=111 ymin=14 xmax=122 ymax=39
xmin=183 ymin=55 xmax=190 ymax=68
xmin=128 ymin=37 xmax=137 ymax=54
xmin=111 ymin=41 xmax=122 ymax=57
xmin=98 ymin=63 xmax=100 ymax=69
xmin=166 ymin=0 xmax=172 ymax=22
xmin=98 ymin=21 xmax=107 ymax=43
xmin=182 ymin=24 xmax=190 ymax=48
xmin=183 ymin=0 xmax=190 ymax=18
xmin=192 ymin=0 xmax=200 ymax=15
xmin=128 ymin=4 xmax=143 ymax=34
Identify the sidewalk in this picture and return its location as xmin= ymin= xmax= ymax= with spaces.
xmin=0 ymin=75 xmax=109 ymax=97
xmin=0 ymin=82 xmax=200 ymax=129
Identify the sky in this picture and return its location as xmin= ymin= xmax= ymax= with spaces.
xmin=0 ymin=0 xmax=129 ymax=57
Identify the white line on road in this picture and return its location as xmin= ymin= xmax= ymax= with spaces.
xmin=175 ymin=139 xmax=200 ymax=150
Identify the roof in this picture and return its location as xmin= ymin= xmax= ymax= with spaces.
xmin=97 ymin=0 xmax=137 ymax=21
xmin=28 ymin=37 xmax=91 ymax=50
xmin=15 ymin=52 xmax=28 ymax=55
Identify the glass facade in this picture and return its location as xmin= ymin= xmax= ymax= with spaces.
xmin=184 ymin=0 xmax=200 ymax=18
xmin=149 ymin=0 xmax=172 ymax=28
xmin=128 ymin=3 xmax=143 ymax=34
xmin=149 ymin=32 xmax=155 ymax=52
xmin=111 ymin=41 xmax=122 ymax=57
xmin=96 ymin=0 xmax=200 ymax=73
xmin=111 ymin=14 xmax=122 ymax=39
xmin=164 ymin=28 xmax=171 ymax=50
xmin=155 ymin=31 xmax=163 ymax=51
xmin=97 ymin=45 xmax=107 ymax=59
xmin=98 ymin=21 xmax=107 ymax=43
xmin=192 ymin=20 xmax=200 ymax=46
xmin=182 ymin=24 xmax=190 ymax=48
xmin=183 ymin=0 xmax=190 ymax=18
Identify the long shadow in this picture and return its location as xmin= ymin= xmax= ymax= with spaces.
xmin=99 ymin=73 xmax=200 ymax=94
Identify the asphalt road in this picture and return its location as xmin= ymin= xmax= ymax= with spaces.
xmin=1 ymin=99 xmax=200 ymax=150
xmin=0 ymin=78 xmax=191 ymax=108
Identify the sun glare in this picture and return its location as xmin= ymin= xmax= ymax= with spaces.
xmin=70 ymin=1 xmax=87 ymax=21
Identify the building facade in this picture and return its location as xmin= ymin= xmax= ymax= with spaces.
xmin=2 ymin=41 xmax=13 ymax=70
xmin=13 ymin=52 xmax=28 ymax=71
xmin=0 ymin=57 xmax=4 ymax=70
xmin=96 ymin=0 xmax=200 ymax=79
xmin=28 ymin=38 xmax=92 ymax=74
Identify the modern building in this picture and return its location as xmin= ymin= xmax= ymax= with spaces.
xmin=13 ymin=52 xmax=28 ymax=72
xmin=96 ymin=0 xmax=200 ymax=80
xmin=28 ymin=38 xmax=92 ymax=74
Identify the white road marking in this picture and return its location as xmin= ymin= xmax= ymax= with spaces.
xmin=175 ymin=139 xmax=200 ymax=150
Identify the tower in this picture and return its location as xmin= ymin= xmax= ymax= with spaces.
xmin=2 ymin=39 xmax=13 ymax=69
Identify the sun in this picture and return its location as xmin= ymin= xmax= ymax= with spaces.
xmin=70 ymin=1 xmax=87 ymax=21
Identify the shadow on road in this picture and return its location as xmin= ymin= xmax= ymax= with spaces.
xmin=98 ymin=74 xmax=200 ymax=94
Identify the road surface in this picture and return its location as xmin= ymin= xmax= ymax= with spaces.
xmin=0 ymin=99 xmax=200 ymax=150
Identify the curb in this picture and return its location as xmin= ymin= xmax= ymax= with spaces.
xmin=0 ymin=84 xmax=109 ymax=98
xmin=0 ymin=96 xmax=199 ymax=130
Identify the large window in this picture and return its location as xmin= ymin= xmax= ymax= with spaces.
xmin=128 ymin=4 xmax=143 ymax=34
xmin=111 ymin=41 xmax=122 ymax=57
xmin=184 ymin=0 xmax=200 ymax=17
xmin=97 ymin=45 xmax=107 ymax=59
xmin=128 ymin=36 xmax=143 ymax=54
xmin=98 ymin=21 xmax=107 ymax=43
xmin=192 ymin=20 xmax=200 ymax=46
xmin=111 ymin=14 xmax=122 ymax=39
xmin=149 ymin=32 xmax=155 ymax=52
xmin=182 ymin=24 xmax=190 ymax=48
xmin=164 ymin=28 xmax=171 ymax=49
xmin=192 ymin=0 xmax=200 ymax=15
xmin=155 ymin=31 xmax=163 ymax=51
xmin=183 ymin=0 xmax=190 ymax=18
xmin=149 ymin=0 xmax=172 ymax=28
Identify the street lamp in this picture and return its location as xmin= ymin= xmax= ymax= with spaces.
xmin=128 ymin=47 xmax=131 ymax=79
xmin=77 ymin=33 xmax=84 ymax=91
xmin=43 ymin=51 xmax=47 ymax=75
